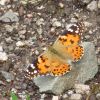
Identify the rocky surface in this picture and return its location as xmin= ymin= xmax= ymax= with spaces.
xmin=0 ymin=0 xmax=99 ymax=99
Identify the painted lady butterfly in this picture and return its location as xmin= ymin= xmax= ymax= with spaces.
xmin=24 ymin=22 xmax=84 ymax=79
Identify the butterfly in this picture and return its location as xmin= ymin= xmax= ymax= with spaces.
xmin=24 ymin=22 xmax=84 ymax=79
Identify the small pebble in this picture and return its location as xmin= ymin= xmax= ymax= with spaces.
xmin=70 ymin=93 xmax=82 ymax=100
xmin=87 ymin=1 xmax=97 ymax=11
xmin=88 ymin=30 xmax=93 ymax=34
xmin=50 ymin=27 xmax=55 ymax=32
xmin=16 ymin=41 xmax=25 ymax=47
xmin=35 ymin=50 xmax=39 ymax=55
xmin=0 ymin=10 xmax=19 ymax=22
xmin=53 ymin=21 xmax=61 ymax=27
xmin=18 ymin=91 xmax=26 ymax=100
xmin=11 ymin=88 xmax=17 ymax=93
xmin=0 ymin=0 xmax=9 ymax=5
xmin=80 ymin=0 xmax=91 ymax=4
xmin=1 ymin=71 xmax=14 ymax=82
xmin=62 ymin=94 xmax=68 ymax=99
xmin=70 ymin=17 xmax=78 ymax=23
xmin=36 ymin=18 xmax=44 ymax=26
xmin=5 ymin=25 xmax=13 ymax=32
xmin=96 ymin=93 xmax=100 ymax=100
xmin=59 ymin=2 xmax=64 ymax=8
xmin=37 ymin=27 xmax=43 ymax=35
xmin=74 ymin=84 xmax=90 ymax=94
xmin=6 ymin=37 xmax=13 ymax=43
xmin=67 ymin=90 xmax=74 ymax=95
xmin=84 ymin=22 xmax=92 ymax=27
xmin=37 ymin=5 xmax=45 ymax=10
xmin=18 ymin=30 xmax=26 ymax=35
xmin=85 ymin=35 xmax=90 ymax=40
xmin=40 ymin=94 xmax=46 ymax=100
xmin=52 ymin=96 xmax=59 ymax=100
xmin=0 ymin=46 xmax=3 ymax=52
xmin=0 ymin=52 xmax=8 ymax=61
xmin=98 ymin=0 xmax=100 ymax=9
xmin=27 ymin=13 xmax=33 ymax=18
xmin=52 ymin=18 xmax=62 ymax=27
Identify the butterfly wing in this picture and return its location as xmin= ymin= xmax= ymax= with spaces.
xmin=53 ymin=22 xmax=84 ymax=62
xmin=25 ymin=49 xmax=71 ymax=79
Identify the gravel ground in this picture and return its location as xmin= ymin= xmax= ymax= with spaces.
xmin=0 ymin=0 xmax=100 ymax=100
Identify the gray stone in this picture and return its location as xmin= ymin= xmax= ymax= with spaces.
xmin=0 ymin=10 xmax=19 ymax=22
xmin=69 ymin=93 xmax=82 ymax=100
xmin=87 ymin=1 xmax=97 ymax=11
xmin=80 ymin=0 xmax=91 ymax=4
xmin=0 ymin=71 xmax=14 ymax=82
xmin=33 ymin=42 xmax=98 ymax=94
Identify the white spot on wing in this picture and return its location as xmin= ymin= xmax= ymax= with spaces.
xmin=30 ymin=64 xmax=35 ymax=69
xmin=68 ymin=28 xmax=73 ymax=32
xmin=75 ymin=30 xmax=79 ymax=33
xmin=34 ymin=70 xmax=37 ymax=73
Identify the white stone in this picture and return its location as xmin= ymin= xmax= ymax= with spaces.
xmin=53 ymin=21 xmax=61 ymax=27
xmin=96 ymin=93 xmax=100 ymax=100
xmin=52 ymin=18 xmax=57 ymax=22
xmin=5 ymin=25 xmax=13 ymax=32
xmin=50 ymin=27 xmax=55 ymax=32
xmin=35 ymin=50 xmax=39 ymax=55
xmin=67 ymin=90 xmax=74 ymax=95
xmin=87 ymin=1 xmax=97 ymax=11
xmin=37 ymin=27 xmax=43 ymax=35
xmin=40 ymin=94 xmax=46 ymax=99
xmin=18 ymin=91 xmax=26 ymax=100
xmin=70 ymin=18 xmax=78 ymax=23
xmin=6 ymin=37 xmax=13 ymax=43
xmin=36 ymin=18 xmax=44 ymax=26
xmin=37 ymin=5 xmax=45 ymax=10
xmin=74 ymin=84 xmax=90 ymax=94
xmin=18 ymin=30 xmax=26 ymax=35
xmin=52 ymin=18 xmax=61 ymax=27
xmin=11 ymin=88 xmax=17 ymax=93
xmin=0 ymin=0 xmax=9 ymax=5
xmin=84 ymin=21 xmax=92 ymax=27
xmin=0 ymin=52 xmax=8 ymax=61
xmin=16 ymin=41 xmax=25 ymax=47
xmin=98 ymin=0 xmax=100 ymax=8
xmin=0 ymin=46 xmax=3 ymax=52
xmin=63 ymin=94 xmax=68 ymax=99
xmin=59 ymin=3 xmax=64 ymax=8
xmin=70 ymin=93 xmax=82 ymax=100
xmin=52 ymin=96 xmax=59 ymax=100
